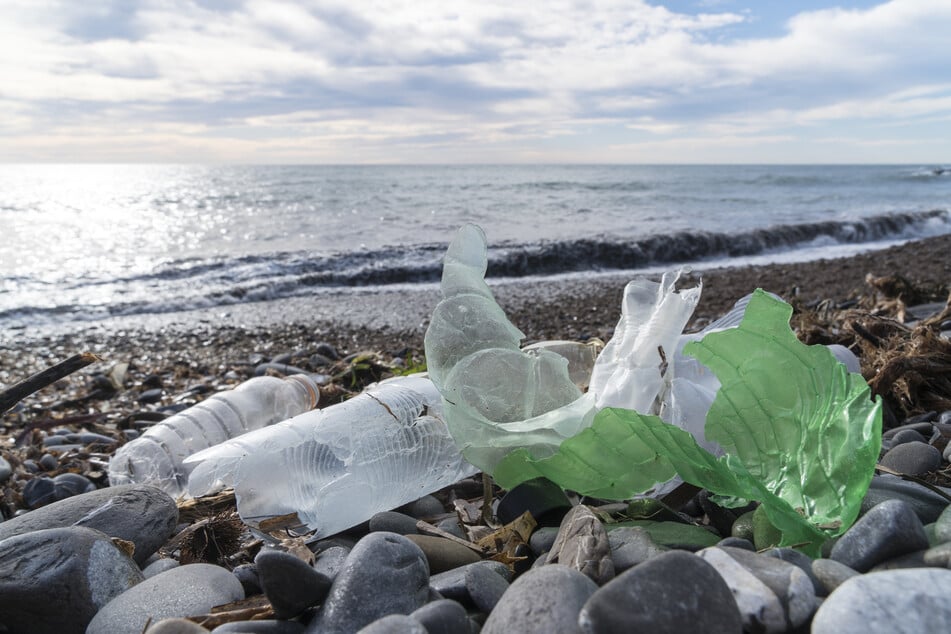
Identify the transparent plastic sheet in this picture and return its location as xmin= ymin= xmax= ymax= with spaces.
xmin=183 ymin=374 xmax=478 ymax=536
xmin=424 ymin=224 xmax=707 ymax=479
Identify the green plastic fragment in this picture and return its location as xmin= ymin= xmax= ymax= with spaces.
xmin=492 ymin=290 xmax=881 ymax=556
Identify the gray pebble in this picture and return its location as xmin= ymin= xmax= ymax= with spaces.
xmin=529 ymin=526 xmax=559 ymax=555
xmin=435 ymin=516 xmax=467 ymax=539
xmin=0 ymin=526 xmax=144 ymax=634
xmin=145 ymin=618 xmax=210 ymax=633
xmin=812 ymin=568 xmax=951 ymax=633
xmin=87 ymin=563 xmax=244 ymax=634
xmin=232 ymin=563 xmax=261 ymax=595
xmin=465 ymin=560 xmax=510 ymax=613
xmin=312 ymin=545 xmax=350 ymax=581
xmin=811 ymin=558 xmax=859 ymax=595
xmin=0 ymin=483 xmax=178 ymax=565
xmin=307 ymin=532 xmax=430 ymax=634
xmin=410 ymin=599 xmax=470 ymax=634
xmin=701 ymin=546 xmax=816 ymax=632
xmin=764 ymin=547 xmax=825 ymax=596
xmin=0 ymin=455 xmax=12 ymax=483
xmin=580 ymin=550 xmax=742 ymax=634
xmin=932 ymin=503 xmax=951 ymax=543
xmin=922 ymin=541 xmax=951 ymax=566
xmin=862 ymin=475 xmax=951 ymax=523
xmin=869 ymin=550 xmax=929 ymax=570
xmin=143 ymin=558 xmax=181 ymax=578
xmin=483 ymin=564 xmax=597 ymax=634
xmin=607 ymin=526 xmax=668 ymax=573
xmin=256 ymin=549 xmax=331 ymax=619
xmin=402 ymin=494 xmax=445 ymax=519
xmin=888 ymin=428 xmax=929 ymax=447
xmin=355 ymin=614 xmax=427 ymax=633
xmin=430 ymin=560 xmax=512 ymax=605
xmin=879 ymin=441 xmax=942 ymax=476
xmin=831 ymin=499 xmax=929 ymax=572
xmin=369 ymin=511 xmax=419 ymax=535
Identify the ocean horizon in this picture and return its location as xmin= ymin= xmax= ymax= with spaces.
xmin=2 ymin=163 xmax=949 ymax=332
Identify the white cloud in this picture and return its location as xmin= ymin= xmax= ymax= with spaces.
xmin=0 ymin=0 xmax=948 ymax=161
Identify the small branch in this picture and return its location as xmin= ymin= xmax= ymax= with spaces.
xmin=0 ymin=352 xmax=100 ymax=414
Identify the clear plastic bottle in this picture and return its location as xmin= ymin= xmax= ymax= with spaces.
xmin=184 ymin=374 xmax=479 ymax=537
xmin=108 ymin=374 xmax=320 ymax=497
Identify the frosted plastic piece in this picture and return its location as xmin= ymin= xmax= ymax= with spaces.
xmin=185 ymin=374 xmax=478 ymax=536
xmin=425 ymin=225 xmax=592 ymax=472
xmin=589 ymin=270 xmax=702 ymax=413
xmin=108 ymin=375 xmax=320 ymax=498
xmin=522 ymin=340 xmax=602 ymax=390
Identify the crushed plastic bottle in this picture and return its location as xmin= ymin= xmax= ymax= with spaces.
xmin=522 ymin=340 xmax=603 ymax=390
xmin=108 ymin=374 xmax=320 ymax=497
xmin=183 ymin=374 xmax=479 ymax=537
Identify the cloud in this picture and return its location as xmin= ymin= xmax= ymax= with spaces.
xmin=0 ymin=0 xmax=949 ymax=162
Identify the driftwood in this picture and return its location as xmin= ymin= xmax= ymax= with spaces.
xmin=0 ymin=352 xmax=100 ymax=414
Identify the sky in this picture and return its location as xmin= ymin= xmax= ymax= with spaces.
xmin=1 ymin=0 xmax=949 ymax=164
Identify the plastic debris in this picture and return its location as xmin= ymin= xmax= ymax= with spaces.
xmin=184 ymin=374 xmax=478 ymax=536
xmin=108 ymin=375 xmax=320 ymax=497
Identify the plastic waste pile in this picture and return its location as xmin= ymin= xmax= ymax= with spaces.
xmin=425 ymin=223 xmax=882 ymax=555
xmin=184 ymin=374 xmax=479 ymax=536
xmin=108 ymin=374 xmax=321 ymax=497
xmin=106 ymin=221 xmax=881 ymax=553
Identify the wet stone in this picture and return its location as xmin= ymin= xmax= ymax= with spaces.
xmin=0 ymin=483 xmax=178 ymax=565
xmin=355 ymin=614 xmax=427 ymax=633
xmin=138 ymin=387 xmax=165 ymax=403
xmin=404 ymin=534 xmax=481 ymax=573
xmin=143 ymin=557 xmax=180 ymax=578
xmin=579 ymin=550 xmax=743 ymax=634
xmin=812 ymin=568 xmax=951 ymax=633
xmin=607 ymin=526 xmax=668 ymax=573
xmin=312 ymin=545 xmax=350 ymax=581
xmin=430 ymin=560 xmax=512 ymax=605
xmin=699 ymin=546 xmax=816 ymax=632
xmin=307 ymin=532 xmax=430 ymax=634
xmin=52 ymin=472 xmax=97 ymax=498
xmin=932 ymin=503 xmax=951 ymax=543
xmin=369 ymin=511 xmax=420 ymax=535
xmin=86 ymin=563 xmax=245 ymax=634
xmin=410 ymin=599 xmax=470 ymax=634
xmin=811 ymin=558 xmax=859 ymax=595
xmin=879 ymin=441 xmax=942 ymax=476
xmin=831 ymin=499 xmax=929 ymax=572
xmin=402 ymin=494 xmax=445 ymax=519
xmin=483 ymin=564 xmax=598 ymax=634
xmin=0 ymin=526 xmax=144 ymax=634
xmin=464 ymin=559 xmax=510 ymax=613
xmin=862 ymin=475 xmax=951 ymax=524
xmin=255 ymin=549 xmax=331 ymax=619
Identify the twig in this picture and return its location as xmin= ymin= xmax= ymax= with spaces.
xmin=875 ymin=464 xmax=951 ymax=504
xmin=0 ymin=352 xmax=100 ymax=414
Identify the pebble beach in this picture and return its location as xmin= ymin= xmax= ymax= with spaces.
xmin=3 ymin=234 xmax=951 ymax=633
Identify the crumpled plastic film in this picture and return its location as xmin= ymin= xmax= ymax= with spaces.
xmin=424 ymin=224 xmax=594 ymax=471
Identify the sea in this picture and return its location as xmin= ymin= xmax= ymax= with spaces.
xmin=1 ymin=164 xmax=950 ymax=332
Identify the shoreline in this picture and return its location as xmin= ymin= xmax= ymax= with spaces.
xmin=3 ymin=233 xmax=950 ymax=380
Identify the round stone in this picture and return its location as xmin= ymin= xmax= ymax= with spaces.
xmin=483 ymin=564 xmax=598 ymax=634
xmin=879 ymin=441 xmax=942 ymax=476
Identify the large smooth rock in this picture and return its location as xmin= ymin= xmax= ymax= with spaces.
xmin=86 ymin=563 xmax=244 ymax=634
xmin=0 ymin=526 xmax=143 ymax=634
xmin=862 ymin=475 xmax=951 ymax=524
xmin=429 ymin=560 xmax=512 ymax=605
xmin=0 ymin=484 xmax=177 ymax=564
xmin=698 ymin=546 xmax=816 ymax=632
xmin=879 ymin=441 xmax=942 ymax=476
xmin=579 ymin=550 xmax=742 ymax=633
xmin=410 ymin=599 xmax=470 ymax=634
xmin=812 ymin=568 xmax=951 ymax=633
xmin=255 ymin=549 xmax=331 ymax=619
xmin=307 ymin=532 xmax=430 ymax=634
xmin=404 ymin=534 xmax=481 ymax=573
xmin=831 ymin=499 xmax=929 ymax=572
xmin=483 ymin=564 xmax=597 ymax=634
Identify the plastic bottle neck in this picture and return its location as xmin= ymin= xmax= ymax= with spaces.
xmin=285 ymin=374 xmax=321 ymax=409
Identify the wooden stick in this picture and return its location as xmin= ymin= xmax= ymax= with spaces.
xmin=0 ymin=352 xmax=100 ymax=414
